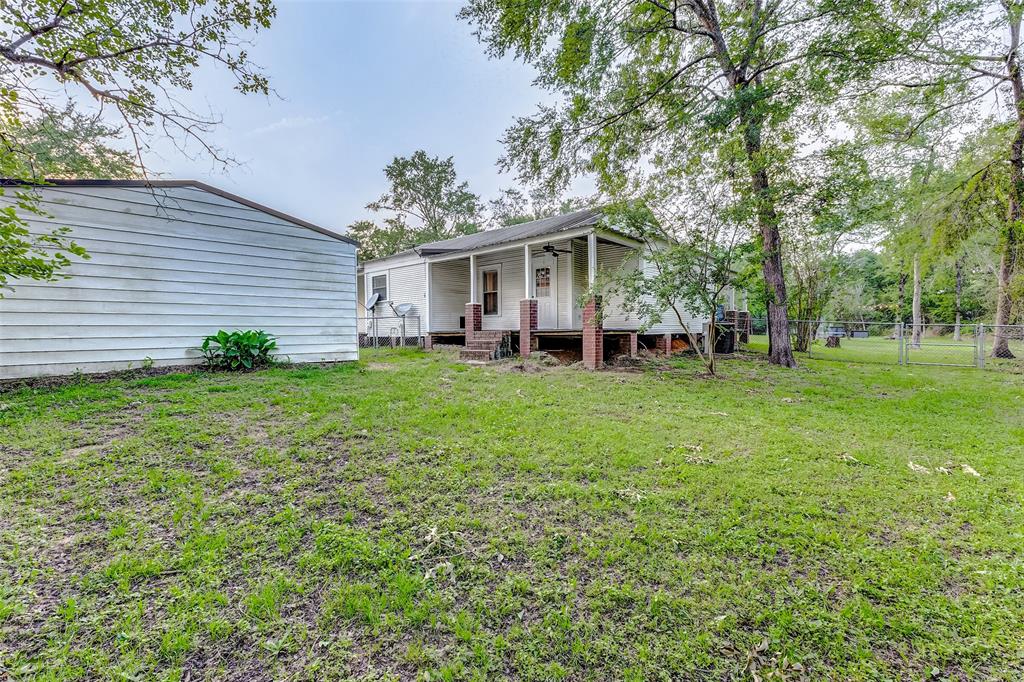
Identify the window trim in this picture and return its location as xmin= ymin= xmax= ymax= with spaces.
xmin=481 ymin=265 xmax=501 ymax=316
xmin=369 ymin=272 xmax=388 ymax=303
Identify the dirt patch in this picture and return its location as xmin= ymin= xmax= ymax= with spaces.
xmin=0 ymin=364 xmax=204 ymax=393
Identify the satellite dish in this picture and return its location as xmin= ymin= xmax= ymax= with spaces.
xmin=393 ymin=303 xmax=413 ymax=317
xmin=365 ymin=292 xmax=380 ymax=309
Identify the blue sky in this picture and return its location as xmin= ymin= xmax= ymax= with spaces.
xmin=157 ymin=0 xmax=558 ymax=234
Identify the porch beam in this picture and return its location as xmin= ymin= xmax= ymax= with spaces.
xmin=469 ymin=254 xmax=478 ymax=303
xmin=594 ymin=227 xmax=644 ymax=249
xmin=523 ymin=244 xmax=533 ymax=298
xmin=587 ymin=231 xmax=598 ymax=287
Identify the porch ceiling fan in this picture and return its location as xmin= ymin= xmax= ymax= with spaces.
xmin=541 ymin=242 xmax=571 ymax=258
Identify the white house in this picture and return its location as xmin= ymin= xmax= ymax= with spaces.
xmin=357 ymin=208 xmax=748 ymax=368
xmin=0 ymin=180 xmax=358 ymax=379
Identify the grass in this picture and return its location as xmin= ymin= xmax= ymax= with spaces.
xmin=747 ymin=333 xmax=1024 ymax=369
xmin=1 ymin=349 xmax=1022 ymax=680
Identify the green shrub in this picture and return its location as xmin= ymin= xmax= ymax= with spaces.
xmin=198 ymin=330 xmax=278 ymax=370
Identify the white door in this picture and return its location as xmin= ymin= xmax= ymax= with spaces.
xmin=533 ymin=254 xmax=557 ymax=329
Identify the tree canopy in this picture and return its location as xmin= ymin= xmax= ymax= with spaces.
xmin=0 ymin=0 xmax=276 ymax=293
xmin=460 ymin=0 xmax=925 ymax=366
xmin=349 ymin=151 xmax=482 ymax=261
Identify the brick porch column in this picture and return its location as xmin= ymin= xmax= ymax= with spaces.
xmin=654 ymin=333 xmax=672 ymax=356
xmin=582 ymin=296 xmax=603 ymax=370
xmin=519 ymin=299 xmax=538 ymax=357
xmin=628 ymin=332 xmax=638 ymax=358
xmin=465 ymin=302 xmax=482 ymax=346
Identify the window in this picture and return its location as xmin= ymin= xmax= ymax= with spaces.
xmin=534 ymin=266 xmax=551 ymax=298
xmin=482 ymin=269 xmax=499 ymax=315
xmin=371 ymin=274 xmax=387 ymax=302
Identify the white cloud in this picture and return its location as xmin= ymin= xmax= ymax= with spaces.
xmin=245 ymin=113 xmax=332 ymax=137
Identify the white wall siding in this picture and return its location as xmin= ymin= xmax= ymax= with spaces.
xmin=595 ymin=242 xmax=641 ymax=329
xmin=0 ymin=185 xmax=357 ymax=379
xmin=549 ymin=240 xmax=574 ymax=329
xmin=476 ymin=250 xmax=523 ymax=330
xmin=430 ymin=259 xmax=469 ymax=332
xmin=354 ymin=234 xmax=711 ymax=338
xmin=640 ymin=245 xmax=708 ymax=334
xmin=360 ymin=260 xmax=428 ymax=334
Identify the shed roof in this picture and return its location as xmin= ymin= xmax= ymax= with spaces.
xmin=0 ymin=178 xmax=357 ymax=246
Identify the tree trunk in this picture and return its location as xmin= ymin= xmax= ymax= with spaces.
xmin=695 ymin=7 xmax=794 ymax=367
xmin=953 ymin=255 xmax=963 ymax=342
xmin=707 ymin=316 xmax=717 ymax=375
xmin=994 ymin=13 xmax=1024 ymax=359
xmin=911 ymin=253 xmax=923 ymax=348
xmin=897 ymin=270 xmax=907 ymax=323
xmin=741 ymin=114 xmax=796 ymax=368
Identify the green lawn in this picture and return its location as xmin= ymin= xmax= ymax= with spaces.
xmin=1 ymin=350 xmax=1022 ymax=680
xmin=747 ymin=333 xmax=1024 ymax=369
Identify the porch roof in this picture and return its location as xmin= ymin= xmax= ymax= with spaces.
xmin=415 ymin=207 xmax=603 ymax=256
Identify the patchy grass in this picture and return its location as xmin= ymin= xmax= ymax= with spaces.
xmin=747 ymin=333 xmax=1024 ymax=369
xmin=1 ymin=348 xmax=1022 ymax=681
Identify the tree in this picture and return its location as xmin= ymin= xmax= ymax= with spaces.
xmin=5 ymin=107 xmax=136 ymax=179
xmin=459 ymin=0 xmax=916 ymax=368
xmin=352 ymin=151 xmax=482 ymax=260
xmin=488 ymin=188 xmax=533 ymax=227
xmin=345 ymin=219 xmax=410 ymax=263
xmin=1 ymin=0 xmax=274 ymax=168
xmin=1 ymin=110 xmax=136 ymax=293
xmin=0 ymin=0 xmax=276 ymax=291
xmin=487 ymin=186 xmax=591 ymax=228
xmin=783 ymin=142 xmax=889 ymax=350
xmin=599 ymin=165 xmax=747 ymax=376
xmin=887 ymin=0 xmax=1024 ymax=356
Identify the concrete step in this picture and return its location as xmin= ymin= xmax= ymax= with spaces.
xmin=459 ymin=348 xmax=494 ymax=362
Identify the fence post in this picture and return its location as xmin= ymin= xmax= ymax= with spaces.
xmin=897 ymin=322 xmax=904 ymax=365
xmin=977 ymin=324 xmax=985 ymax=369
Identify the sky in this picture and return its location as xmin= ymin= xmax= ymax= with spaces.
xmin=151 ymin=0 xmax=556 ymax=235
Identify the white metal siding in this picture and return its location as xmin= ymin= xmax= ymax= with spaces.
xmin=476 ymin=250 xmax=523 ymax=330
xmin=0 ymin=186 xmax=357 ymax=379
xmin=430 ymin=259 xmax=469 ymax=332
xmin=595 ymin=242 xmax=641 ymax=329
xmin=640 ymin=245 xmax=707 ymax=334
xmin=550 ymin=240 xmax=574 ymax=329
xmin=572 ymin=238 xmax=587 ymax=328
xmin=473 ymin=239 xmax=575 ymax=330
xmin=360 ymin=261 xmax=428 ymax=334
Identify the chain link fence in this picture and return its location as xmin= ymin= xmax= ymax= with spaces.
xmin=358 ymin=314 xmax=423 ymax=349
xmin=742 ymin=319 xmax=1024 ymax=372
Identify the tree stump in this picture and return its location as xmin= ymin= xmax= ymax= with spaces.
xmin=825 ymin=335 xmax=841 ymax=348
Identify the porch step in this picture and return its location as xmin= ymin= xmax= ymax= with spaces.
xmin=459 ymin=348 xmax=494 ymax=362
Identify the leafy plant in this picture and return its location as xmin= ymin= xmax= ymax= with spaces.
xmin=198 ymin=330 xmax=278 ymax=371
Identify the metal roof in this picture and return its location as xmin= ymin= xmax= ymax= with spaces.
xmin=0 ymin=178 xmax=358 ymax=246
xmin=414 ymin=207 xmax=603 ymax=256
